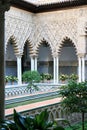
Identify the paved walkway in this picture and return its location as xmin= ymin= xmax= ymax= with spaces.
xmin=5 ymin=97 xmax=61 ymax=116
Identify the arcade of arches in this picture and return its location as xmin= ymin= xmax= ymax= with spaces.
xmin=5 ymin=5 xmax=87 ymax=84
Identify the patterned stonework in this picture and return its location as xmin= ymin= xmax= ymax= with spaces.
xmin=5 ymin=6 xmax=87 ymax=58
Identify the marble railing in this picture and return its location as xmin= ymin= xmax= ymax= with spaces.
xmin=5 ymin=83 xmax=62 ymax=98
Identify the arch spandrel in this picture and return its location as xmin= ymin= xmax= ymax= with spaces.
xmin=32 ymin=17 xmax=79 ymax=57
xmin=21 ymin=38 xmax=35 ymax=57
xmin=30 ymin=22 xmax=58 ymax=49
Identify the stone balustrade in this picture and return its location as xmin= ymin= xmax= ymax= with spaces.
xmin=5 ymin=83 xmax=61 ymax=98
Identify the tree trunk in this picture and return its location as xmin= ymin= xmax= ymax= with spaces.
xmin=82 ymin=111 xmax=85 ymax=130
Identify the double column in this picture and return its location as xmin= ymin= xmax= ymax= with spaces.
xmin=78 ymin=54 xmax=85 ymax=82
xmin=30 ymin=56 xmax=37 ymax=71
xmin=53 ymin=56 xmax=59 ymax=84
xmin=16 ymin=55 xmax=38 ymax=85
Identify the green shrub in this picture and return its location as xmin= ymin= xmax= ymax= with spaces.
xmin=22 ymin=70 xmax=41 ymax=83
xmin=60 ymin=80 xmax=87 ymax=130
xmin=0 ymin=109 xmax=65 ymax=130
xmin=22 ymin=71 xmax=41 ymax=93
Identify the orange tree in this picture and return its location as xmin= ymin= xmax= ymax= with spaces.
xmin=60 ymin=80 xmax=87 ymax=130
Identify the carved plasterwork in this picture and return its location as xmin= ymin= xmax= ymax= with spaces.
xmin=5 ymin=6 xmax=87 ymax=57
xmin=5 ymin=7 xmax=34 ymax=56
xmin=33 ymin=17 xmax=78 ymax=57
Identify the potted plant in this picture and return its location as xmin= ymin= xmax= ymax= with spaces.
xmin=43 ymin=73 xmax=53 ymax=82
xmin=22 ymin=70 xmax=41 ymax=93
xmin=9 ymin=75 xmax=18 ymax=85
xmin=5 ymin=76 xmax=10 ymax=85
xmin=59 ymin=74 xmax=68 ymax=83
xmin=69 ymin=73 xmax=78 ymax=81
xmin=40 ymin=73 xmax=45 ymax=82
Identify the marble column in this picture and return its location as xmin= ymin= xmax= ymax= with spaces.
xmin=17 ymin=56 xmax=22 ymax=85
xmin=53 ymin=57 xmax=56 ymax=83
xmin=53 ymin=56 xmax=59 ymax=83
xmin=34 ymin=57 xmax=37 ymax=71
xmin=31 ymin=56 xmax=34 ymax=71
xmin=78 ymin=57 xmax=82 ymax=82
xmin=78 ymin=54 xmax=85 ymax=82
xmin=82 ymin=56 xmax=85 ymax=82
xmin=0 ymin=1 xmax=10 ymax=121
xmin=56 ymin=56 xmax=59 ymax=83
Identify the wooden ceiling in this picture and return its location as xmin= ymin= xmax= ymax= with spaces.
xmin=11 ymin=0 xmax=87 ymax=13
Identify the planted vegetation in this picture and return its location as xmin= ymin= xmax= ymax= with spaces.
xmin=60 ymin=80 xmax=87 ymax=130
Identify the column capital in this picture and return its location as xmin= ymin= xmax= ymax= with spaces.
xmin=52 ymin=53 xmax=58 ymax=58
xmin=0 ymin=0 xmax=10 ymax=12
xmin=78 ymin=53 xmax=86 ymax=58
xmin=16 ymin=54 xmax=22 ymax=59
xmin=30 ymin=54 xmax=38 ymax=58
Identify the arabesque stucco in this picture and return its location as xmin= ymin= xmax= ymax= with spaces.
xmin=5 ymin=5 xmax=87 ymax=57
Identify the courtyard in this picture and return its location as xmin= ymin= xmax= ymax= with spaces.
xmin=0 ymin=0 xmax=87 ymax=129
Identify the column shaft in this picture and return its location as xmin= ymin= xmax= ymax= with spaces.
xmin=78 ymin=57 xmax=82 ymax=82
xmin=82 ymin=57 xmax=85 ymax=82
xmin=35 ymin=57 xmax=37 ymax=71
xmin=17 ymin=57 xmax=22 ymax=85
xmin=31 ymin=57 xmax=34 ymax=71
xmin=56 ymin=57 xmax=59 ymax=83
xmin=0 ymin=12 xmax=5 ymax=121
xmin=53 ymin=56 xmax=59 ymax=84
xmin=53 ymin=57 xmax=56 ymax=83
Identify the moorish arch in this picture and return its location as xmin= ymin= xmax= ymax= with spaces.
xmin=6 ymin=35 xmax=19 ymax=56
xmin=35 ymin=38 xmax=53 ymax=56
xmin=58 ymin=37 xmax=78 ymax=55
xmin=5 ymin=35 xmax=19 ymax=77
xmin=58 ymin=37 xmax=78 ymax=76
xmin=35 ymin=39 xmax=53 ymax=75
xmin=22 ymin=39 xmax=34 ymax=73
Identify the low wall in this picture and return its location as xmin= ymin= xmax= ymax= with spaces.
xmin=5 ymin=83 xmax=61 ymax=97
xmin=5 ymin=102 xmax=87 ymax=125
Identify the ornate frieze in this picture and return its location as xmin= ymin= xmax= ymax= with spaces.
xmin=5 ymin=6 xmax=87 ymax=57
